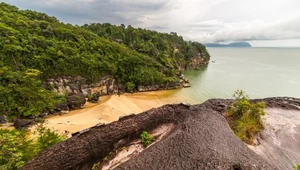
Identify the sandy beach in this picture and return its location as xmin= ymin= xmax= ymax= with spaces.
xmin=44 ymin=90 xmax=193 ymax=135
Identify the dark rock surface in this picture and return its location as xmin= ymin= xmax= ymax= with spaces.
xmin=54 ymin=103 xmax=69 ymax=113
xmin=22 ymin=98 xmax=286 ymax=170
xmin=66 ymin=93 xmax=86 ymax=109
xmin=87 ymin=91 xmax=101 ymax=103
xmin=13 ymin=119 xmax=34 ymax=129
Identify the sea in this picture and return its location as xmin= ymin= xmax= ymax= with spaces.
xmin=172 ymin=47 xmax=300 ymax=104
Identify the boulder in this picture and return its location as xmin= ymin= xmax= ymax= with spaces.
xmin=87 ymin=92 xmax=101 ymax=103
xmin=54 ymin=103 xmax=70 ymax=113
xmin=67 ymin=94 xmax=86 ymax=109
xmin=0 ymin=114 xmax=8 ymax=124
xmin=13 ymin=119 xmax=33 ymax=129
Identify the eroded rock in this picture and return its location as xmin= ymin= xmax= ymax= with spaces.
xmin=22 ymin=101 xmax=277 ymax=170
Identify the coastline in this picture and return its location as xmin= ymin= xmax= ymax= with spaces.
xmin=43 ymin=89 xmax=194 ymax=135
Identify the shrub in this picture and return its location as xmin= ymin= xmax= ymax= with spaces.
xmin=0 ymin=129 xmax=35 ymax=170
xmin=294 ymin=164 xmax=300 ymax=170
xmin=34 ymin=123 xmax=66 ymax=152
xmin=226 ymin=90 xmax=266 ymax=144
xmin=0 ymin=123 xmax=66 ymax=170
xmin=140 ymin=131 xmax=154 ymax=147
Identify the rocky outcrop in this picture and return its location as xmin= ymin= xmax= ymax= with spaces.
xmin=186 ymin=53 xmax=208 ymax=69
xmin=66 ymin=93 xmax=86 ymax=109
xmin=87 ymin=91 xmax=101 ymax=103
xmin=23 ymin=98 xmax=293 ymax=170
xmin=45 ymin=74 xmax=190 ymax=96
xmin=53 ymin=103 xmax=69 ymax=113
xmin=249 ymin=108 xmax=300 ymax=170
xmin=45 ymin=76 xmax=118 ymax=96
xmin=13 ymin=119 xmax=34 ymax=129
xmin=0 ymin=115 xmax=8 ymax=124
xmin=137 ymin=75 xmax=188 ymax=92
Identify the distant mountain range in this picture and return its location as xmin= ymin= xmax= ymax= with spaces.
xmin=205 ymin=42 xmax=252 ymax=47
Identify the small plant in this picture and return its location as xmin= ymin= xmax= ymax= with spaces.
xmin=294 ymin=164 xmax=300 ymax=170
xmin=140 ymin=131 xmax=154 ymax=147
xmin=91 ymin=162 xmax=100 ymax=170
xmin=87 ymin=93 xmax=93 ymax=101
xmin=226 ymin=90 xmax=266 ymax=144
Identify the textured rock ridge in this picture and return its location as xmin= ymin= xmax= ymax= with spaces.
xmin=22 ymin=97 xmax=300 ymax=170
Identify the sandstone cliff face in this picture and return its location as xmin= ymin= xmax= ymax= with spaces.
xmin=45 ymin=75 xmax=189 ymax=96
xmin=186 ymin=53 xmax=208 ymax=69
xmin=45 ymin=76 xmax=119 ymax=96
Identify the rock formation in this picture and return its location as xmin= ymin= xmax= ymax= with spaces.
xmin=44 ymin=74 xmax=190 ymax=97
xmin=23 ymin=97 xmax=300 ymax=170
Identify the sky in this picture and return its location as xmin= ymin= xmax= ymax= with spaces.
xmin=3 ymin=0 xmax=300 ymax=47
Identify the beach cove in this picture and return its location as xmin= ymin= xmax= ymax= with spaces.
xmin=44 ymin=90 xmax=194 ymax=135
xmin=43 ymin=47 xmax=300 ymax=135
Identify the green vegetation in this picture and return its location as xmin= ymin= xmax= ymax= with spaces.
xmin=0 ymin=2 xmax=210 ymax=119
xmin=0 ymin=124 xmax=66 ymax=170
xmin=140 ymin=131 xmax=155 ymax=147
xmin=91 ymin=162 xmax=100 ymax=170
xmin=225 ymin=90 xmax=266 ymax=144
xmin=0 ymin=65 xmax=65 ymax=118
xmin=294 ymin=164 xmax=300 ymax=170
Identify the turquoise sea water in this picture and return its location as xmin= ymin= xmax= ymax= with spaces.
xmin=174 ymin=47 xmax=300 ymax=104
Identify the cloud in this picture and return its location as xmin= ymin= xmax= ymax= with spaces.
xmin=183 ymin=17 xmax=300 ymax=43
xmin=2 ymin=0 xmax=300 ymax=45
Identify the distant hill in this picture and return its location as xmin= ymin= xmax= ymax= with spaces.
xmin=205 ymin=42 xmax=252 ymax=47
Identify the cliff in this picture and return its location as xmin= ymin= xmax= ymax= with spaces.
xmin=44 ymin=74 xmax=189 ymax=96
xmin=22 ymin=97 xmax=300 ymax=170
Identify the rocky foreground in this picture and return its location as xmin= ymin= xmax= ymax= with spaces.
xmin=22 ymin=97 xmax=300 ymax=170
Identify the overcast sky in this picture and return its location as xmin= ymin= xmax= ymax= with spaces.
xmin=3 ymin=0 xmax=300 ymax=47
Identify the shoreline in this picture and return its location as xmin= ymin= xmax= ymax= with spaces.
xmin=43 ymin=89 xmax=194 ymax=135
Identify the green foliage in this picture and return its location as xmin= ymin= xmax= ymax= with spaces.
xmin=0 ymin=2 xmax=210 ymax=86
xmin=34 ymin=123 xmax=66 ymax=151
xmin=294 ymin=164 xmax=300 ymax=170
xmin=83 ymin=23 xmax=210 ymax=68
xmin=0 ymin=2 xmax=210 ymax=118
xmin=0 ymin=64 xmax=65 ymax=118
xmin=140 ymin=131 xmax=155 ymax=147
xmin=0 ymin=129 xmax=34 ymax=170
xmin=0 ymin=124 xmax=65 ymax=170
xmin=125 ymin=82 xmax=135 ymax=92
xmin=226 ymin=90 xmax=266 ymax=144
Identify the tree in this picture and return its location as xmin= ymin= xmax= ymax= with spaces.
xmin=0 ymin=65 xmax=65 ymax=118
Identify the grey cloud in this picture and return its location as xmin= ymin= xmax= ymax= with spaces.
xmin=3 ymin=0 xmax=172 ymax=25
xmin=2 ymin=0 xmax=300 ymax=46
xmin=182 ymin=17 xmax=300 ymax=43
